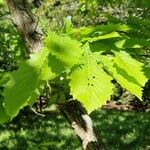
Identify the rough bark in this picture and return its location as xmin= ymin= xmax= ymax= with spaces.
xmin=6 ymin=1 xmax=105 ymax=149
xmin=59 ymin=100 xmax=106 ymax=150
xmin=6 ymin=0 xmax=43 ymax=53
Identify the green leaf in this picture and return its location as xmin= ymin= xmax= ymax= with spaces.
xmin=27 ymin=83 xmax=45 ymax=106
xmin=0 ymin=0 xmax=5 ymax=5
xmin=143 ymin=67 xmax=150 ymax=79
xmin=62 ymin=17 xmax=73 ymax=34
xmin=83 ymin=32 xmax=121 ymax=42
xmin=114 ymin=51 xmax=148 ymax=87
xmin=99 ymin=51 xmax=148 ymax=99
xmin=3 ymin=48 xmax=55 ymax=118
xmin=141 ymin=0 xmax=150 ymax=7
xmin=0 ymin=74 xmax=10 ymax=86
xmin=0 ymin=100 xmax=10 ymax=124
xmin=69 ymin=24 xmax=129 ymax=40
xmin=127 ymin=17 xmax=150 ymax=38
xmin=48 ymin=54 xmax=65 ymax=74
xmin=115 ymin=38 xmax=150 ymax=49
xmin=89 ymin=38 xmax=118 ymax=53
xmin=40 ymin=57 xmax=56 ymax=81
xmin=127 ymin=17 xmax=150 ymax=30
xmin=69 ymin=53 xmax=114 ymax=113
xmin=3 ymin=64 xmax=39 ymax=117
xmin=45 ymin=31 xmax=83 ymax=68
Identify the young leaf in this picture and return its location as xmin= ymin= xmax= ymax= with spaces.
xmin=62 ymin=17 xmax=73 ymax=34
xmin=69 ymin=53 xmax=114 ymax=113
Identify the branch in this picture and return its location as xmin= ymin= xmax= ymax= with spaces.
xmin=59 ymin=100 xmax=106 ymax=150
xmin=30 ymin=107 xmax=45 ymax=117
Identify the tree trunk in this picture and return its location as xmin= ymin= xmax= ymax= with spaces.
xmin=6 ymin=1 xmax=106 ymax=149
xmin=59 ymin=100 xmax=106 ymax=150
xmin=6 ymin=0 xmax=43 ymax=53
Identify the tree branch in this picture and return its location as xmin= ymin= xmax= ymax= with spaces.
xmin=59 ymin=100 xmax=106 ymax=150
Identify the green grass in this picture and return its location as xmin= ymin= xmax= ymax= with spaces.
xmin=91 ymin=109 xmax=150 ymax=150
xmin=0 ymin=108 xmax=150 ymax=150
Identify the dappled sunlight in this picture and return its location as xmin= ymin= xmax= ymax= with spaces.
xmin=0 ymin=109 xmax=81 ymax=150
xmin=0 ymin=108 xmax=149 ymax=149
xmin=91 ymin=109 xmax=150 ymax=149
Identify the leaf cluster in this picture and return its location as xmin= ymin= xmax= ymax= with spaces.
xmin=0 ymin=20 xmax=149 ymax=123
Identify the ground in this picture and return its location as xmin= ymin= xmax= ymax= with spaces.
xmin=0 ymin=108 xmax=149 ymax=150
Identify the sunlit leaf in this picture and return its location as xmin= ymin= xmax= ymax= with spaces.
xmin=83 ymin=32 xmax=121 ymax=42
xmin=70 ymin=24 xmax=129 ymax=40
xmin=69 ymin=52 xmax=114 ymax=113
xmin=99 ymin=51 xmax=148 ymax=99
